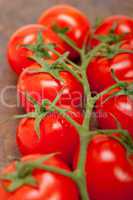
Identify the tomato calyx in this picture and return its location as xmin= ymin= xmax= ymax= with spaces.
xmin=31 ymin=52 xmax=70 ymax=82
xmin=95 ymin=41 xmax=133 ymax=59
xmin=15 ymin=93 xmax=70 ymax=138
xmin=24 ymin=33 xmax=82 ymax=83
xmin=92 ymin=21 xmax=133 ymax=58
xmin=93 ymin=21 xmax=124 ymax=44
xmin=24 ymin=32 xmax=55 ymax=59
xmin=0 ymin=154 xmax=57 ymax=192
xmin=52 ymin=24 xmax=69 ymax=35
xmin=15 ymin=95 xmax=49 ymax=138
xmin=93 ymin=33 xmax=123 ymax=45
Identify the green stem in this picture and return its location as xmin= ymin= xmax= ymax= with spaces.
xmin=49 ymin=48 xmax=82 ymax=83
xmin=50 ymin=48 xmax=80 ymax=70
xmin=86 ymin=43 xmax=106 ymax=64
xmin=50 ymin=104 xmax=80 ymax=131
xmin=75 ymin=133 xmax=91 ymax=200
xmin=31 ymin=51 xmax=82 ymax=84
xmin=14 ymin=112 xmax=36 ymax=119
xmin=57 ymin=33 xmax=81 ymax=54
xmin=39 ymin=165 xmax=76 ymax=181
xmin=76 ymin=177 xmax=89 ymax=200
xmin=61 ymin=62 xmax=83 ymax=84
xmin=94 ymin=83 xmax=120 ymax=101
xmin=83 ymin=96 xmax=94 ymax=129
xmin=90 ymin=129 xmax=129 ymax=136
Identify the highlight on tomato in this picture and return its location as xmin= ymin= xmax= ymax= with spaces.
xmin=86 ymin=134 xmax=133 ymax=200
xmin=38 ymin=4 xmax=91 ymax=60
xmin=17 ymin=63 xmax=84 ymax=112
xmin=91 ymin=15 xmax=133 ymax=47
xmin=16 ymin=106 xmax=83 ymax=166
xmin=0 ymin=154 xmax=80 ymax=200
xmin=95 ymin=89 xmax=133 ymax=138
xmin=7 ymin=24 xmax=67 ymax=75
xmin=87 ymin=40 xmax=133 ymax=93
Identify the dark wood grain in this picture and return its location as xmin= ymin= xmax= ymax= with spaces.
xmin=0 ymin=0 xmax=133 ymax=168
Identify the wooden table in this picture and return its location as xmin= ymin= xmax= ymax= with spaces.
xmin=0 ymin=0 xmax=133 ymax=167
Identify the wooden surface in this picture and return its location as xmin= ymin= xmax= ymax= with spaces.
xmin=0 ymin=0 xmax=133 ymax=168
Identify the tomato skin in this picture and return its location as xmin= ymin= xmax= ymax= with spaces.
xmin=17 ymin=107 xmax=82 ymax=165
xmin=91 ymin=15 xmax=133 ymax=47
xmin=87 ymin=42 xmax=133 ymax=93
xmin=95 ymin=15 xmax=133 ymax=34
xmin=85 ymin=134 xmax=133 ymax=200
xmin=7 ymin=24 xmax=66 ymax=75
xmin=124 ymin=33 xmax=133 ymax=46
xmin=0 ymin=186 xmax=10 ymax=200
xmin=38 ymin=5 xmax=91 ymax=60
xmin=95 ymin=93 xmax=133 ymax=138
xmin=96 ymin=93 xmax=133 ymax=136
xmin=17 ymin=64 xmax=84 ymax=112
xmin=0 ymin=155 xmax=80 ymax=200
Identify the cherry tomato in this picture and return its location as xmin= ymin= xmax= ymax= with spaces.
xmin=17 ymin=63 xmax=84 ymax=112
xmin=91 ymin=15 xmax=133 ymax=47
xmin=7 ymin=24 xmax=66 ymax=75
xmin=87 ymin=41 xmax=133 ymax=93
xmin=0 ymin=155 xmax=80 ymax=200
xmin=96 ymin=15 xmax=133 ymax=34
xmin=17 ymin=106 xmax=82 ymax=165
xmin=95 ymin=92 xmax=133 ymax=138
xmin=85 ymin=134 xmax=133 ymax=200
xmin=38 ymin=5 xmax=91 ymax=60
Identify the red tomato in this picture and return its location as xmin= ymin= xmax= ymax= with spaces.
xmin=87 ymin=41 xmax=133 ymax=93
xmin=91 ymin=15 xmax=133 ymax=47
xmin=0 ymin=155 xmax=80 ymax=200
xmin=85 ymin=134 xmax=133 ymax=200
xmin=0 ymin=186 xmax=10 ymax=199
xmin=17 ymin=63 xmax=84 ymax=112
xmin=17 ymin=107 xmax=82 ymax=165
xmin=95 ymin=92 xmax=133 ymax=138
xmin=124 ymin=33 xmax=133 ymax=46
xmin=96 ymin=15 xmax=133 ymax=34
xmin=7 ymin=24 xmax=66 ymax=75
xmin=38 ymin=5 xmax=91 ymax=60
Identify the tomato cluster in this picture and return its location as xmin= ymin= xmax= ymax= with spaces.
xmin=1 ymin=4 xmax=133 ymax=200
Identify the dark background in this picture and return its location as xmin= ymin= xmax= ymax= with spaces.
xmin=0 ymin=0 xmax=133 ymax=167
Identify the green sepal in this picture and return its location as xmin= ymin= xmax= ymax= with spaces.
xmin=34 ymin=112 xmax=48 ymax=139
xmin=102 ymin=87 xmax=133 ymax=105
xmin=24 ymin=32 xmax=55 ymax=59
xmin=52 ymin=24 xmax=69 ymax=34
xmin=93 ymin=17 xmax=103 ymax=29
xmin=111 ymin=134 xmax=133 ymax=155
xmin=94 ymin=33 xmax=123 ymax=44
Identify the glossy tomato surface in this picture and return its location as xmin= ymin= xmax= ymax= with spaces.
xmin=91 ymin=15 xmax=133 ymax=47
xmin=38 ymin=5 xmax=91 ymax=60
xmin=87 ymin=41 xmax=133 ymax=93
xmin=0 ymin=155 xmax=80 ymax=200
xmin=17 ymin=107 xmax=83 ymax=165
xmin=96 ymin=15 xmax=133 ymax=35
xmin=17 ymin=64 xmax=84 ymax=112
xmin=7 ymin=24 xmax=66 ymax=75
xmin=85 ymin=134 xmax=133 ymax=200
xmin=96 ymin=93 xmax=133 ymax=138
